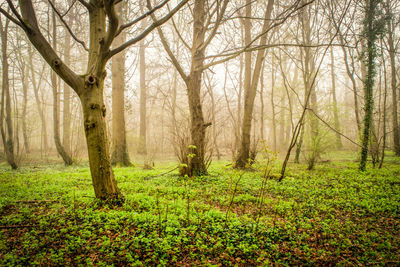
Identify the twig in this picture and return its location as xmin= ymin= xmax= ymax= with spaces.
xmin=144 ymin=166 xmax=178 ymax=180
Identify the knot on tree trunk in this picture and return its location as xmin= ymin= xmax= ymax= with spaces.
xmin=85 ymin=74 xmax=97 ymax=86
xmin=84 ymin=119 xmax=96 ymax=130
xmin=52 ymin=58 xmax=61 ymax=68
xmin=90 ymin=103 xmax=100 ymax=110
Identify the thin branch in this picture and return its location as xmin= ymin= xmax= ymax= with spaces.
xmin=48 ymin=0 xmax=88 ymax=51
xmin=109 ymin=0 xmax=189 ymax=58
xmin=202 ymin=0 xmax=315 ymax=70
xmin=116 ymin=0 xmax=170 ymax=36
xmin=308 ymin=108 xmax=361 ymax=147
xmin=0 ymin=8 xmax=23 ymax=28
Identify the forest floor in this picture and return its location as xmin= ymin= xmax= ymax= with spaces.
xmin=0 ymin=151 xmax=399 ymax=266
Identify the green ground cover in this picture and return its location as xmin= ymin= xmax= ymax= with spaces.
xmin=0 ymin=152 xmax=399 ymax=265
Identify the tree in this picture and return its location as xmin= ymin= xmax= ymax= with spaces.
xmin=359 ymin=0 xmax=385 ymax=171
xmin=111 ymin=2 xmax=131 ymax=166
xmin=235 ymin=0 xmax=275 ymax=168
xmin=51 ymin=10 xmax=73 ymax=165
xmin=0 ymin=15 xmax=17 ymax=169
xmin=1 ymin=0 xmax=188 ymax=201
xmin=152 ymin=0 xmax=229 ymax=175
xmin=384 ymin=0 xmax=400 ymax=156
xmin=138 ymin=27 xmax=147 ymax=155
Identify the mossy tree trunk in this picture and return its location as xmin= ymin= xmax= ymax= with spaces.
xmin=359 ymin=0 xmax=383 ymax=171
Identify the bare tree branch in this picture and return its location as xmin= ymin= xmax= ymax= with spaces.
xmin=48 ymin=0 xmax=88 ymax=51
xmin=109 ymin=0 xmax=189 ymax=59
xmin=116 ymin=0 xmax=170 ymax=37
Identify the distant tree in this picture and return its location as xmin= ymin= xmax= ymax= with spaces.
xmin=111 ymin=2 xmax=131 ymax=167
xmin=51 ymin=11 xmax=73 ymax=165
xmin=0 ymin=15 xmax=17 ymax=169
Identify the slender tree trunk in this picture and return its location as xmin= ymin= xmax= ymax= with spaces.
xmin=138 ymin=39 xmax=147 ymax=155
xmin=330 ymin=45 xmax=342 ymax=149
xmin=28 ymin=48 xmax=48 ymax=154
xmin=260 ymin=65 xmax=265 ymax=141
xmin=300 ymin=1 xmax=318 ymax=170
xmin=21 ymin=64 xmax=30 ymax=154
xmin=63 ymin=17 xmax=72 ymax=155
xmin=386 ymin=12 xmax=400 ymax=155
xmin=271 ymin=62 xmax=277 ymax=153
xmin=206 ymin=75 xmax=221 ymax=160
xmin=236 ymin=0 xmax=274 ymax=168
xmin=279 ymin=89 xmax=286 ymax=149
xmin=111 ymin=3 xmax=131 ymax=166
xmin=51 ymin=11 xmax=73 ymax=165
xmin=379 ymin=40 xmax=388 ymax=168
xmin=0 ymin=18 xmax=17 ymax=169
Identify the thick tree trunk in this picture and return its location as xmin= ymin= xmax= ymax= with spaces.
xmin=51 ymin=11 xmax=73 ymax=165
xmin=80 ymin=85 xmax=122 ymax=201
xmin=111 ymin=3 xmax=131 ymax=166
xmin=138 ymin=40 xmax=147 ymax=155
xmin=186 ymin=73 xmax=208 ymax=175
xmin=0 ymin=18 xmax=17 ymax=169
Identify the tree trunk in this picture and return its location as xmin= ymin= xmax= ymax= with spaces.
xmin=111 ymin=3 xmax=131 ymax=166
xmin=260 ymin=65 xmax=265 ymax=141
xmin=21 ymin=64 xmax=30 ymax=154
xmin=63 ymin=17 xmax=72 ymax=155
xmin=359 ymin=0 xmax=379 ymax=171
xmin=271 ymin=60 xmax=277 ymax=152
xmin=0 ymin=18 xmax=17 ymax=169
xmin=330 ymin=45 xmax=342 ymax=149
xmin=28 ymin=47 xmax=48 ymax=154
xmin=386 ymin=10 xmax=400 ymax=155
xmin=80 ymin=84 xmax=122 ymax=201
xmin=138 ymin=39 xmax=147 ymax=155
xmin=236 ymin=0 xmax=274 ymax=168
xmin=51 ymin=11 xmax=73 ymax=165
